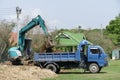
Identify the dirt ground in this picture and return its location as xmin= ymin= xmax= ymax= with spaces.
xmin=0 ymin=64 xmax=57 ymax=80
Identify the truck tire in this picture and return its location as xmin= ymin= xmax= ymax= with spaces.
xmin=11 ymin=58 xmax=22 ymax=65
xmin=45 ymin=64 xmax=57 ymax=73
xmin=89 ymin=63 xmax=100 ymax=73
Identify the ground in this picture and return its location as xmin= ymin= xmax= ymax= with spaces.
xmin=0 ymin=64 xmax=57 ymax=80
xmin=0 ymin=60 xmax=120 ymax=80
xmin=44 ymin=60 xmax=120 ymax=80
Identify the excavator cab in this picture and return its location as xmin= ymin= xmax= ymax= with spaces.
xmin=24 ymin=38 xmax=32 ymax=59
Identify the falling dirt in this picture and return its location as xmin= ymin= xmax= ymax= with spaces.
xmin=0 ymin=64 xmax=57 ymax=80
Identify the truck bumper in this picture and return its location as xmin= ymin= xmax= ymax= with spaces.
xmin=104 ymin=61 xmax=108 ymax=66
xmin=99 ymin=61 xmax=108 ymax=67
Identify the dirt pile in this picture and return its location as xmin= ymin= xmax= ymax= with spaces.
xmin=0 ymin=64 xmax=57 ymax=80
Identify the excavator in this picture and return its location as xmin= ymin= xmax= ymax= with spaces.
xmin=8 ymin=15 xmax=54 ymax=64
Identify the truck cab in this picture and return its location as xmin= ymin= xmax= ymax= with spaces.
xmin=79 ymin=41 xmax=108 ymax=73
xmin=87 ymin=45 xmax=108 ymax=67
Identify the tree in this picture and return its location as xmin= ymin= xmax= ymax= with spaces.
xmin=0 ymin=20 xmax=15 ymax=61
xmin=106 ymin=14 xmax=120 ymax=45
xmin=84 ymin=29 xmax=114 ymax=54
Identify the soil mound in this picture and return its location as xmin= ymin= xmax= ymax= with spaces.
xmin=0 ymin=64 xmax=57 ymax=80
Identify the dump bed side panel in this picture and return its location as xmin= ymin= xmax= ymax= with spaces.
xmin=34 ymin=52 xmax=80 ymax=62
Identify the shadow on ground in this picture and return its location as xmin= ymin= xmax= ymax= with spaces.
xmin=59 ymin=71 xmax=107 ymax=74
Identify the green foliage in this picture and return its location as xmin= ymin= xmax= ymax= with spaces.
xmin=83 ymin=29 xmax=114 ymax=54
xmin=106 ymin=14 xmax=120 ymax=45
xmin=108 ymin=34 xmax=119 ymax=45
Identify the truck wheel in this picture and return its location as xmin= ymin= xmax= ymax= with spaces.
xmin=45 ymin=64 xmax=57 ymax=73
xmin=89 ymin=63 xmax=100 ymax=73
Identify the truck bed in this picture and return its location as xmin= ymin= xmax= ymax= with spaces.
xmin=34 ymin=52 xmax=79 ymax=62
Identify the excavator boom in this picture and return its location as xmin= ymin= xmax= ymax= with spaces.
xmin=18 ymin=15 xmax=49 ymax=51
xmin=8 ymin=15 xmax=50 ymax=59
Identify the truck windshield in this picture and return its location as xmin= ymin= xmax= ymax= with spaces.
xmin=99 ymin=47 xmax=105 ymax=54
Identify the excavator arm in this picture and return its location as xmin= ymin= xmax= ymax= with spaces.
xmin=18 ymin=15 xmax=49 ymax=51
xmin=8 ymin=15 xmax=50 ymax=59
xmin=19 ymin=15 xmax=48 ymax=35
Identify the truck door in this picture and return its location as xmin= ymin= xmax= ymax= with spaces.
xmin=87 ymin=47 xmax=102 ymax=62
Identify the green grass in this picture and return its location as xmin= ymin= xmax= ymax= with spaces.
xmin=44 ymin=60 xmax=120 ymax=80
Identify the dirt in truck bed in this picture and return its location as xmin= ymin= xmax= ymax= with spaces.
xmin=0 ymin=63 xmax=57 ymax=80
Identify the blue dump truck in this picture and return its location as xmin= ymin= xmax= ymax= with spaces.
xmin=34 ymin=40 xmax=108 ymax=73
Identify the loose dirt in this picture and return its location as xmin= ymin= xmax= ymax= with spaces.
xmin=0 ymin=64 xmax=57 ymax=80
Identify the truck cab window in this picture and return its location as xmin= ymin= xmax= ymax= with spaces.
xmin=90 ymin=48 xmax=101 ymax=54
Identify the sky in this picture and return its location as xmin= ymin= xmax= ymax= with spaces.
xmin=0 ymin=0 xmax=120 ymax=30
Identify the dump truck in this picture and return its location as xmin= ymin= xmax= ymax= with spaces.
xmin=34 ymin=40 xmax=108 ymax=73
